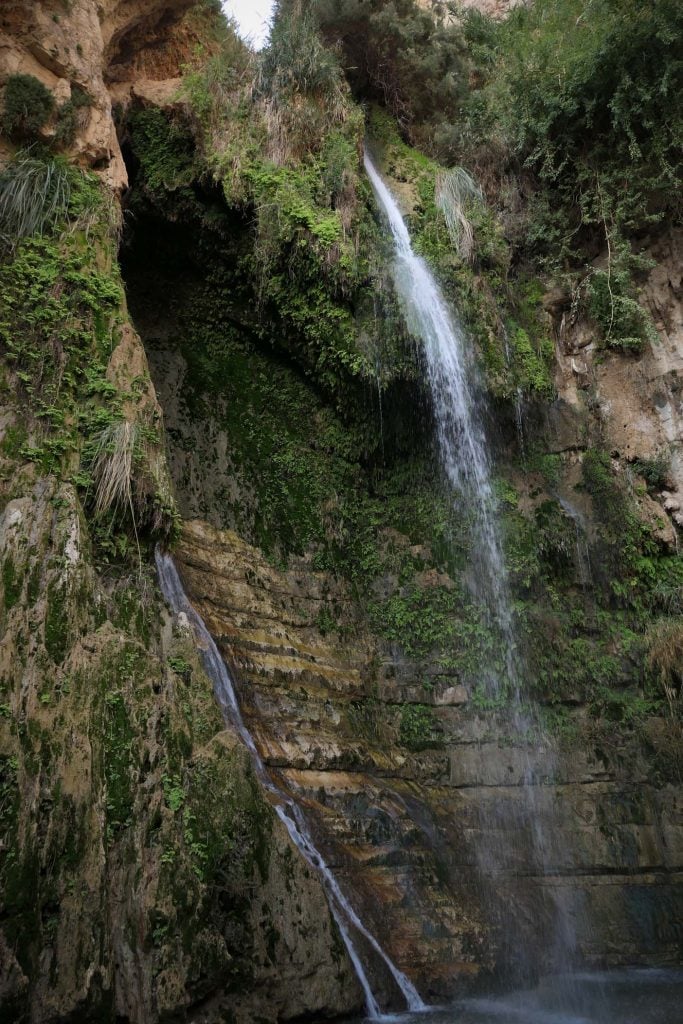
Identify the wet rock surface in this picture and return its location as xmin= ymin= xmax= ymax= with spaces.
xmin=175 ymin=519 xmax=683 ymax=997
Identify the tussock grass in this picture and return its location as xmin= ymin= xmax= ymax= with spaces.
xmin=0 ymin=153 xmax=121 ymax=250
xmin=435 ymin=167 xmax=483 ymax=263
xmin=0 ymin=155 xmax=72 ymax=247
xmin=647 ymin=618 xmax=683 ymax=716
xmin=90 ymin=420 xmax=139 ymax=522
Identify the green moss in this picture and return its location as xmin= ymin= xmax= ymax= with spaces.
xmin=2 ymin=555 xmax=21 ymax=610
xmin=100 ymin=684 xmax=135 ymax=843
xmin=44 ymin=580 xmax=69 ymax=663
xmin=127 ymin=108 xmax=197 ymax=199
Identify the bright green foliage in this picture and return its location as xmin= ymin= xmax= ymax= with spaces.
xmin=314 ymin=0 xmax=468 ymax=157
xmin=505 ymin=321 xmax=553 ymax=398
xmin=376 ymin=583 xmax=460 ymax=660
xmin=462 ymin=0 xmax=683 ymax=261
xmin=126 ymin=108 xmax=197 ymax=200
xmin=399 ymin=703 xmax=439 ymax=751
xmin=2 ymin=74 xmax=54 ymax=141
xmin=587 ymin=243 xmax=658 ymax=351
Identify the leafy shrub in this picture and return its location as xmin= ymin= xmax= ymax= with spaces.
xmin=398 ymin=703 xmax=439 ymax=751
xmin=315 ymin=0 xmax=468 ymax=155
xmin=2 ymin=74 xmax=54 ymax=140
xmin=257 ymin=8 xmax=346 ymax=115
xmin=54 ymin=86 xmax=92 ymax=148
xmin=632 ymin=454 xmax=671 ymax=491
xmin=462 ymin=0 xmax=683 ymax=261
xmin=587 ymin=246 xmax=658 ymax=352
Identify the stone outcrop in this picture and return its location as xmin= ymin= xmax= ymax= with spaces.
xmin=172 ymin=519 xmax=683 ymax=997
xmin=0 ymin=0 xmax=204 ymax=187
xmin=0 ymin=475 xmax=359 ymax=1020
xmin=551 ymin=227 xmax=683 ymax=526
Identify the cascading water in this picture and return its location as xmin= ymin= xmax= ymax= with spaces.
xmin=155 ymin=549 xmax=426 ymax=1018
xmin=363 ymin=150 xmax=581 ymax=979
xmin=364 ymin=150 xmax=518 ymax=691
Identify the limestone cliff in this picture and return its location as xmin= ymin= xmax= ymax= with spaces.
xmin=1 ymin=0 xmax=682 ymax=1021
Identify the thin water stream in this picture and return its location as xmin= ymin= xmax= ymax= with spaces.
xmin=155 ymin=549 xmax=426 ymax=1018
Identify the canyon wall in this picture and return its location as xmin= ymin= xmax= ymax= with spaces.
xmin=1 ymin=0 xmax=681 ymax=1020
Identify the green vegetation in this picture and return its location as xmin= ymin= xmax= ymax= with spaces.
xmin=399 ymin=703 xmax=439 ymax=751
xmin=0 ymin=150 xmax=177 ymax=548
xmin=321 ymin=0 xmax=682 ymax=350
xmin=315 ymin=0 xmax=468 ymax=156
xmin=126 ymin=107 xmax=197 ymax=201
xmin=2 ymin=74 xmax=54 ymax=141
xmin=118 ymin=3 xmax=681 ymax=725
xmin=1 ymin=73 xmax=93 ymax=152
xmin=462 ymin=0 xmax=683 ymax=254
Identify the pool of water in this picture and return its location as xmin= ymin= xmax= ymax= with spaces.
xmin=357 ymin=969 xmax=683 ymax=1024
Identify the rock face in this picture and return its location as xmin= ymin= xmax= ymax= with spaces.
xmin=551 ymin=227 xmax=683 ymax=523
xmin=0 ymin=0 xmax=202 ymax=186
xmin=172 ymin=519 xmax=683 ymax=998
xmin=0 ymin=477 xmax=359 ymax=1021
xmin=0 ymin=5 xmax=363 ymax=1019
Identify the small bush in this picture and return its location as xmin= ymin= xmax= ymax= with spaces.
xmin=399 ymin=703 xmax=438 ymax=751
xmin=54 ymin=86 xmax=92 ymax=148
xmin=632 ymin=454 xmax=671 ymax=491
xmin=587 ymin=254 xmax=658 ymax=353
xmin=2 ymin=74 xmax=55 ymax=140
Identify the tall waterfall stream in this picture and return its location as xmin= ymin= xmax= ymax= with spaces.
xmin=363 ymin=151 xmax=577 ymax=976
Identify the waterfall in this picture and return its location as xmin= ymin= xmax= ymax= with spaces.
xmin=364 ymin=151 xmax=580 ymax=979
xmin=155 ymin=549 xmax=426 ymax=1018
xmin=363 ymin=151 xmax=518 ymax=693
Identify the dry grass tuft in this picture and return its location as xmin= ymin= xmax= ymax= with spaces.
xmin=435 ymin=166 xmax=483 ymax=263
xmin=90 ymin=420 xmax=139 ymax=521
xmin=647 ymin=617 xmax=683 ymax=716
